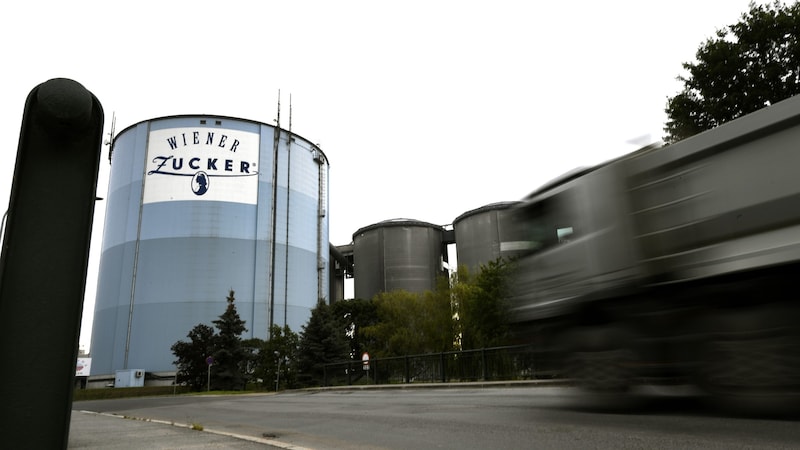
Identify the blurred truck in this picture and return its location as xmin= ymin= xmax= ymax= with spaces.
xmin=509 ymin=94 xmax=800 ymax=408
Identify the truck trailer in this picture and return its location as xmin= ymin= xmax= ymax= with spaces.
xmin=509 ymin=94 xmax=800 ymax=410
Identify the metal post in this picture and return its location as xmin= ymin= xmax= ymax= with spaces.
xmin=0 ymin=78 xmax=103 ymax=448
xmin=274 ymin=351 xmax=282 ymax=392
xmin=205 ymin=356 xmax=214 ymax=392
xmin=348 ymin=361 xmax=352 ymax=385
xmin=440 ymin=352 xmax=446 ymax=383
xmin=482 ymin=348 xmax=488 ymax=381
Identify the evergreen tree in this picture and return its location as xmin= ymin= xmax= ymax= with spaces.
xmin=210 ymin=289 xmax=248 ymax=390
xmin=298 ymin=302 xmax=349 ymax=386
xmin=171 ymin=290 xmax=250 ymax=391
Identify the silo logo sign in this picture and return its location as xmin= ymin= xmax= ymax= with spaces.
xmin=191 ymin=171 xmax=209 ymax=196
xmin=143 ymin=127 xmax=260 ymax=205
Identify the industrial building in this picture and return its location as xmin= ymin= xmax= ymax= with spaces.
xmin=351 ymin=219 xmax=450 ymax=302
xmin=452 ymin=201 xmax=529 ymax=275
xmin=90 ymin=115 xmax=330 ymax=376
xmin=87 ymin=112 xmax=523 ymax=382
xmin=338 ymin=204 xmax=527 ymax=301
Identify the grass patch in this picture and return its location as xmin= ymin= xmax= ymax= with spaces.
xmin=73 ymin=385 xmax=192 ymax=401
xmin=73 ymin=385 xmax=270 ymax=401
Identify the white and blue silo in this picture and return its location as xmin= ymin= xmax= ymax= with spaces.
xmin=90 ymin=115 xmax=329 ymax=375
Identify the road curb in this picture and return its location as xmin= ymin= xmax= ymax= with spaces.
xmin=74 ymin=410 xmax=311 ymax=449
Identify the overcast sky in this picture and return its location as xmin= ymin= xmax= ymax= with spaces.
xmin=1 ymin=1 xmax=763 ymax=351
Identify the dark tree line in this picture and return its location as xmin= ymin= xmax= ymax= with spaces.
xmin=171 ymin=290 xmax=300 ymax=391
xmin=171 ymin=290 xmax=251 ymax=391
xmin=297 ymin=259 xmax=514 ymax=386
xmin=171 ymin=260 xmax=513 ymax=390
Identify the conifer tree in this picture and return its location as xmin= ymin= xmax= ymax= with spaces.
xmin=211 ymin=289 xmax=248 ymax=390
xmin=298 ymin=302 xmax=349 ymax=385
xmin=171 ymin=290 xmax=249 ymax=391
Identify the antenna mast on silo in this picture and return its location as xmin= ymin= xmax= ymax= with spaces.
xmin=268 ymin=91 xmax=281 ymax=338
xmin=283 ymin=94 xmax=293 ymax=327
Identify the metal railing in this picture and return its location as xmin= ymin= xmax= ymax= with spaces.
xmin=322 ymin=345 xmax=559 ymax=387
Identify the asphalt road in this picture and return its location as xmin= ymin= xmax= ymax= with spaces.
xmin=72 ymin=385 xmax=800 ymax=449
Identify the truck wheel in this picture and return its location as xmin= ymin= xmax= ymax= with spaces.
xmin=697 ymin=307 xmax=800 ymax=416
xmin=563 ymin=327 xmax=639 ymax=393
xmin=567 ymin=348 xmax=637 ymax=392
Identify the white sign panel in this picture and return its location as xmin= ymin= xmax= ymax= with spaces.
xmin=143 ymin=127 xmax=260 ymax=204
xmin=76 ymin=357 xmax=92 ymax=376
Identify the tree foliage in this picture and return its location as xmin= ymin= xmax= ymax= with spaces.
xmin=331 ymin=297 xmax=379 ymax=359
xmin=246 ymin=325 xmax=299 ymax=390
xmin=362 ymin=282 xmax=455 ymax=358
xmin=454 ymin=259 xmax=513 ymax=350
xmin=210 ymin=290 xmax=249 ymax=390
xmin=290 ymin=261 xmax=513 ymax=385
xmin=664 ymin=1 xmax=800 ymax=143
xmin=171 ymin=323 xmax=216 ymax=391
xmin=171 ymin=290 xmax=249 ymax=391
xmin=298 ymin=302 xmax=350 ymax=385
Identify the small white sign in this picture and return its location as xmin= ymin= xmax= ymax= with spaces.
xmin=76 ymin=357 xmax=91 ymax=377
xmin=143 ymin=127 xmax=260 ymax=205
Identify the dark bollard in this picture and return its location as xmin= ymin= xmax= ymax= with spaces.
xmin=0 ymin=78 xmax=103 ymax=448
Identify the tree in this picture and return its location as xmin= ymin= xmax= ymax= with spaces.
xmin=210 ymin=290 xmax=248 ymax=390
xmin=454 ymin=259 xmax=513 ymax=350
xmin=248 ymin=325 xmax=299 ymax=390
xmin=171 ymin=290 xmax=249 ymax=391
xmin=664 ymin=1 xmax=800 ymax=143
xmin=171 ymin=323 xmax=215 ymax=391
xmin=331 ymin=298 xmax=379 ymax=361
xmin=298 ymin=302 xmax=350 ymax=386
xmin=362 ymin=284 xmax=455 ymax=358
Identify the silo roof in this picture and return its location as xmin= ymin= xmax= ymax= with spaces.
xmin=453 ymin=201 xmax=520 ymax=224
xmin=111 ymin=113 xmax=329 ymax=165
xmin=353 ymin=218 xmax=444 ymax=239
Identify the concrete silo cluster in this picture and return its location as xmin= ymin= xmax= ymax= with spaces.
xmin=333 ymin=202 xmax=530 ymax=302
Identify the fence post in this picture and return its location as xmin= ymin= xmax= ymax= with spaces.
xmin=348 ymin=361 xmax=352 ymax=385
xmin=482 ymin=348 xmax=488 ymax=381
xmin=440 ymin=352 xmax=446 ymax=383
xmin=405 ymin=356 xmax=410 ymax=383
